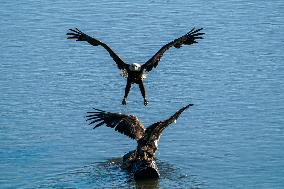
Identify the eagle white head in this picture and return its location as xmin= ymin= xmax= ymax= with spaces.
xmin=129 ymin=63 xmax=141 ymax=72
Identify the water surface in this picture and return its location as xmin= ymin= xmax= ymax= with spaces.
xmin=1 ymin=0 xmax=283 ymax=188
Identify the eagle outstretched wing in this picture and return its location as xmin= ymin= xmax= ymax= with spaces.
xmin=86 ymin=108 xmax=145 ymax=140
xmin=67 ymin=28 xmax=129 ymax=71
xmin=141 ymin=28 xmax=204 ymax=72
xmin=143 ymin=104 xmax=193 ymax=142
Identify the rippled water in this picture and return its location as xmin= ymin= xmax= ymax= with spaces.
xmin=1 ymin=0 xmax=283 ymax=188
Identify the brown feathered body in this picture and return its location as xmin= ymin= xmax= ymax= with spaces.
xmin=67 ymin=28 xmax=204 ymax=106
xmin=86 ymin=104 xmax=193 ymax=179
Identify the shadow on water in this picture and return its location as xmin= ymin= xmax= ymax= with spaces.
xmin=35 ymin=157 xmax=203 ymax=189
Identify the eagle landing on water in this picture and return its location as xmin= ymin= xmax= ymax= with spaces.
xmin=86 ymin=104 xmax=193 ymax=179
xmin=67 ymin=28 xmax=204 ymax=106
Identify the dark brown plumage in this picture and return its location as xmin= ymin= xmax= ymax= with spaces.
xmin=86 ymin=108 xmax=145 ymax=140
xmin=86 ymin=104 xmax=194 ymax=179
xmin=86 ymin=104 xmax=193 ymax=153
xmin=67 ymin=28 xmax=204 ymax=106
xmin=67 ymin=28 xmax=128 ymax=71
xmin=141 ymin=28 xmax=204 ymax=72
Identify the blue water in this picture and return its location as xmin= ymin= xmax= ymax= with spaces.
xmin=1 ymin=0 xmax=283 ymax=188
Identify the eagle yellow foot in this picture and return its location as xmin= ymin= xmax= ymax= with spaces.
xmin=144 ymin=99 xmax=148 ymax=106
xmin=122 ymin=98 xmax=127 ymax=105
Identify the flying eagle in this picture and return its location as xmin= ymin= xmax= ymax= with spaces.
xmin=86 ymin=104 xmax=193 ymax=179
xmin=67 ymin=28 xmax=204 ymax=106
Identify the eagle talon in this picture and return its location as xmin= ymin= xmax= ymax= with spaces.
xmin=67 ymin=27 xmax=204 ymax=106
xmin=144 ymin=99 xmax=148 ymax=106
xmin=122 ymin=98 xmax=127 ymax=105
